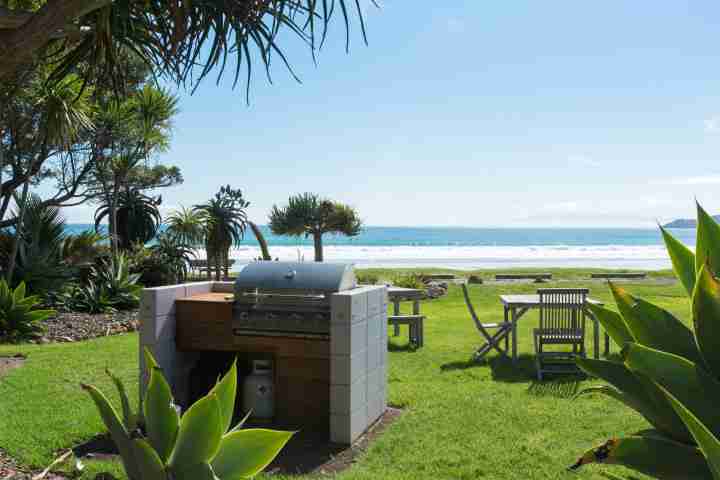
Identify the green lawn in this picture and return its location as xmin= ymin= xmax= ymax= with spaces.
xmin=0 ymin=269 xmax=689 ymax=479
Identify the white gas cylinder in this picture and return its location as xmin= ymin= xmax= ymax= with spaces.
xmin=242 ymin=359 xmax=274 ymax=420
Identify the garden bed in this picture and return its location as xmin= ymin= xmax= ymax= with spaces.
xmin=36 ymin=310 xmax=138 ymax=344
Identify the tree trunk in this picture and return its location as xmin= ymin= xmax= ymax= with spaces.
xmin=6 ymin=179 xmax=29 ymax=283
xmin=313 ymin=232 xmax=323 ymax=262
xmin=249 ymin=221 xmax=271 ymax=260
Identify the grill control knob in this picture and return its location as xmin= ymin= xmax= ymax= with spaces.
xmin=284 ymin=270 xmax=297 ymax=280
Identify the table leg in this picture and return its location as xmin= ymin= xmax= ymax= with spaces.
xmin=511 ymin=307 xmax=518 ymax=364
xmin=593 ymin=313 xmax=599 ymax=360
xmin=605 ymin=332 xmax=610 ymax=356
xmin=504 ymin=306 xmax=509 ymax=353
xmin=393 ymin=300 xmax=400 ymax=337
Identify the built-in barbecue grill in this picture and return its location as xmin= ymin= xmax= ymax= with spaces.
xmin=232 ymin=262 xmax=357 ymax=338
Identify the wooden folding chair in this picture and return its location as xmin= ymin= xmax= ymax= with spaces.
xmin=461 ymin=284 xmax=512 ymax=360
xmin=534 ymin=288 xmax=589 ymax=381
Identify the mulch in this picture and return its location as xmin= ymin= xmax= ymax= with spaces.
xmin=32 ymin=310 xmax=138 ymax=344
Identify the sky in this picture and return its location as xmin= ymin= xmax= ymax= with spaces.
xmin=60 ymin=1 xmax=720 ymax=228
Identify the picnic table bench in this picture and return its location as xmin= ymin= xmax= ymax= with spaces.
xmin=387 ymin=287 xmax=426 ymax=347
xmin=591 ymin=272 xmax=647 ymax=280
xmin=189 ymin=259 xmax=236 ymax=275
xmin=421 ymin=274 xmax=455 ymax=282
xmin=495 ymin=273 xmax=552 ymax=282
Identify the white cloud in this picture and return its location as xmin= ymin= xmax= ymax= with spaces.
xmin=541 ymin=201 xmax=580 ymax=213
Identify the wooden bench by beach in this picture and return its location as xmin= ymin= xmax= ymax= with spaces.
xmin=495 ymin=273 xmax=552 ymax=283
xmin=420 ymin=274 xmax=456 ymax=282
xmin=591 ymin=272 xmax=647 ymax=280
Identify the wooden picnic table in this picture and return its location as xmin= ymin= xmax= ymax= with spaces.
xmin=499 ymin=294 xmax=609 ymax=363
xmin=387 ymin=287 xmax=426 ymax=347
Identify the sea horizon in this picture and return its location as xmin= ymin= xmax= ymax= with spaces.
xmin=65 ymin=224 xmax=695 ymax=271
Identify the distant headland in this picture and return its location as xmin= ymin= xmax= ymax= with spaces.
xmin=664 ymin=215 xmax=720 ymax=228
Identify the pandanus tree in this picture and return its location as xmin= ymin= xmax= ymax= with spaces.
xmin=269 ymin=193 xmax=362 ymax=262
xmin=95 ymin=190 xmax=162 ymax=251
xmin=195 ymin=186 xmax=249 ymax=280
xmin=570 ymin=204 xmax=720 ymax=479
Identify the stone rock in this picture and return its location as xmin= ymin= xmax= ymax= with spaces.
xmin=468 ymin=275 xmax=483 ymax=284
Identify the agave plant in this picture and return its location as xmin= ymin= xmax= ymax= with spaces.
xmin=0 ymin=280 xmax=55 ymax=341
xmin=570 ymin=203 xmax=720 ymax=479
xmin=83 ymin=349 xmax=293 ymax=480
xmin=92 ymin=253 xmax=143 ymax=310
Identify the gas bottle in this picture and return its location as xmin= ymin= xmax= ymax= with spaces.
xmin=242 ymin=359 xmax=274 ymax=420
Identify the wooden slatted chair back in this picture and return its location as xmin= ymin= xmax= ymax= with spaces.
xmin=537 ymin=288 xmax=589 ymax=336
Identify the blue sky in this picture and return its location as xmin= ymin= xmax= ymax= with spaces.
xmin=62 ymin=1 xmax=720 ymax=227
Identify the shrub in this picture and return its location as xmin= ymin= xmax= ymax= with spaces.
xmin=65 ymin=253 xmax=142 ymax=313
xmin=570 ymin=204 xmax=720 ymax=479
xmin=356 ymin=271 xmax=379 ymax=285
xmin=128 ymin=244 xmax=176 ymax=287
xmin=0 ymin=280 xmax=55 ymax=342
xmin=392 ymin=272 xmax=425 ymax=290
xmin=150 ymin=233 xmax=195 ymax=284
xmin=82 ymin=348 xmax=293 ymax=480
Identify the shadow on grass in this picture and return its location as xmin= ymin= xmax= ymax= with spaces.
xmin=488 ymin=354 xmax=538 ymax=383
xmin=527 ymin=376 xmax=584 ymax=399
xmin=388 ymin=341 xmax=419 ymax=353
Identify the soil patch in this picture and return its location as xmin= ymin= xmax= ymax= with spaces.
xmin=0 ymin=448 xmax=67 ymax=480
xmin=72 ymin=408 xmax=402 ymax=476
xmin=37 ymin=309 xmax=138 ymax=344
xmin=0 ymin=354 xmax=25 ymax=378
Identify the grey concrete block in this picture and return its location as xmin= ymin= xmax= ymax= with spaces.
xmin=366 ymin=313 xmax=384 ymax=343
xmin=140 ymin=314 xmax=176 ymax=343
xmin=330 ymin=406 xmax=368 ymax=445
xmin=367 ymin=367 xmax=383 ymax=396
xmin=330 ymin=320 xmax=368 ymax=356
xmin=139 ymin=285 xmax=186 ymax=319
xmin=330 ymin=350 xmax=367 ymax=386
xmin=184 ymin=281 xmax=213 ymax=297
xmin=367 ymin=287 xmax=387 ymax=316
xmin=330 ymin=375 xmax=367 ymax=415
xmin=367 ymin=336 xmax=382 ymax=371
xmin=367 ymin=390 xmax=385 ymax=425
xmin=330 ymin=294 xmax=352 ymax=325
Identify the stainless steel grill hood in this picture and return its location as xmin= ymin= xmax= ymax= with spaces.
xmin=234 ymin=262 xmax=357 ymax=295
xmin=232 ymin=262 xmax=357 ymax=337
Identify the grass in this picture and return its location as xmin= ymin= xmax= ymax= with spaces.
xmin=0 ymin=270 xmax=691 ymax=479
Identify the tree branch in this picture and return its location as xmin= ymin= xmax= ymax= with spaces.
xmin=0 ymin=0 xmax=110 ymax=78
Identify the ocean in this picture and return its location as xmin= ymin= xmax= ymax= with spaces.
xmin=66 ymin=224 xmax=696 ymax=271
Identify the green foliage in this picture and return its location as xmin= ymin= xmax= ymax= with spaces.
xmin=571 ymin=204 xmax=720 ymax=479
xmin=195 ymin=186 xmax=249 ymax=279
xmin=83 ymin=349 xmax=293 ymax=480
xmin=95 ymin=191 xmax=162 ymax=251
xmin=127 ymin=245 xmax=176 ymax=288
xmin=0 ymin=280 xmax=55 ymax=342
xmin=150 ymin=234 xmax=195 ymax=284
xmin=269 ymin=193 xmax=362 ymax=262
xmin=357 ymin=271 xmax=380 ymax=285
xmin=392 ymin=272 xmax=425 ymax=290
xmin=166 ymin=207 xmax=205 ymax=247
xmin=0 ymin=194 xmax=75 ymax=295
xmin=65 ymin=253 xmax=142 ymax=313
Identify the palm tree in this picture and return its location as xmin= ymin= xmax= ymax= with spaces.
xmin=166 ymin=207 xmax=205 ymax=247
xmin=194 ymin=186 xmax=249 ymax=280
xmin=94 ymin=190 xmax=161 ymax=251
xmin=269 ymin=193 xmax=362 ymax=262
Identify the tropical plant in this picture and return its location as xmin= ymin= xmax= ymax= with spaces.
xmin=94 ymin=253 xmax=143 ymax=309
xmin=269 ymin=193 xmax=363 ymax=262
xmin=0 ymin=194 xmax=74 ymax=295
xmin=0 ymin=280 xmax=55 ymax=341
xmin=150 ymin=234 xmax=195 ymax=284
xmin=127 ymin=245 xmax=176 ymax=288
xmin=392 ymin=272 xmax=424 ymax=290
xmin=95 ymin=190 xmax=162 ymax=252
xmin=1 ymin=2 xmax=371 ymax=95
xmin=570 ymin=203 xmax=720 ymax=479
xmin=248 ymin=221 xmax=272 ymax=261
xmin=62 ymin=230 xmax=107 ymax=267
xmin=195 ymin=186 xmax=249 ymax=280
xmin=166 ymin=207 xmax=205 ymax=247
xmin=357 ymin=271 xmax=380 ymax=285
xmin=82 ymin=348 xmax=293 ymax=480
xmin=63 ymin=281 xmax=117 ymax=314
